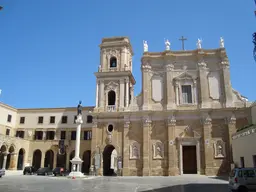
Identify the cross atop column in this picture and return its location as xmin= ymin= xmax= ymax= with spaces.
xmin=179 ymin=36 xmax=187 ymax=50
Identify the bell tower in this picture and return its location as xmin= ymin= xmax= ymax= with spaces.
xmin=94 ymin=37 xmax=136 ymax=112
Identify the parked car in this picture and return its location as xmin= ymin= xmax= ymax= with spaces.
xmin=53 ymin=167 xmax=69 ymax=176
xmin=23 ymin=166 xmax=37 ymax=175
xmin=0 ymin=169 xmax=5 ymax=178
xmin=229 ymin=167 xmax=256 ymax=192
xmin=36 ymin=167 xmax=53 ymax=176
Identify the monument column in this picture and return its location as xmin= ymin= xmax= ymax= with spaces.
xmin=142 ymin=116 xmax=151 ymax=176
xmin=167 ymin=115 xmax=178 ymax=175
xmin=69 ymin=101 xmax=85 ymax=178
xmin=202 ymin=114 xmax=214 ymax=175
xmin=198 ymin=60 xmax=210 ymax=108
xmin=2 ymin=154 xmax=7 ymax=169
xmin=122 ymin=120 xmax=130 ymax=176
xmin=166 ymin=63 xmax=176 ymax=109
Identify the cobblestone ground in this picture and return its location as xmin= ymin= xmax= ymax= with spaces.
xmin=0 ymin=175 xmax=229 ymax=192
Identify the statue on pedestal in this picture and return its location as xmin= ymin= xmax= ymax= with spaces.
xmin=143 ymin=40 xmax=148 ymax=52
xmin=77 ymin=101 xmax=82 ymax=116
xmin=165 ymin=39 xmax=171 ymax=51
xmin=220 ymin=37 xmax=224 ymax=48
xmin=197 ymin=38 xmax=202 ymax=49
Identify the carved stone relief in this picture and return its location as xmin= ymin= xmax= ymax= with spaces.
xmin=130 ymin=142 xmax=140 ymax=159
xmin=105 ymin=81 xmax=119 ymax=91
xmin=153 ymin=141 xmax=164 ymax=159
xmin=213 ymin=139 xmax=226 ymax=159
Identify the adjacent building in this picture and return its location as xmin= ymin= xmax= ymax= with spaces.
xmin=232 ymin=103 xmax=256 ymax=168
xmin=0 ymin=36 xmax=252 ymax=176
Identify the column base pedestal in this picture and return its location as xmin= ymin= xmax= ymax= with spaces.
xmin=68 ymin=171 xmax=86 ymax=178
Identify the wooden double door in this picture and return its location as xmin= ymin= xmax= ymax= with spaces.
xmin=182 ymin=146 xmax=197 ymax=174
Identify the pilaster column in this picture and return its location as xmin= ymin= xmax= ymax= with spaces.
xmin=220 ymin=60 xmax=234 ymax=107
xmin=119 ymin=79 xmax=125 ymax=109
xmin=125 ymin=78 xmax=129 ymax=107
xmin=53 ymin=150 xmax=57 ymax=168
xmin=99 ymin=80 xmax=104 ymax=108
xmin=198 ymin=61 xmax=210 ymax=108
xmin=142 ymin=116 xmax=152 ymax=176
xmin=9 ymin=153 xmax=18 ymax=170
xmin=122 ymin=120 xmax=130 ymax=176
xmin=141 ymin=62 xmax=151 ymax=110
xmin=175 ymin=83 xmax=179 ymax=105
xmin=41 ymin=152 xmax=45 ymax=168
xmin=202 ymin=114 xmax=213 ymax=175
xmin=167 ymin=115 xmax=178 ymax=175
xmin=227 ymin=114 xmax=236 ymax=170
xmin=166 ymin=64 xmax=176 ymax=109
xmin=95 ymin=80 xmax=99 ymax=108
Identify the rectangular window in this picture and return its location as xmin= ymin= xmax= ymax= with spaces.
xmin=86 ymin=116 xmax=93 ymax=124
xmin=84 ymin=131 xmax=92 ymax=140
xmin=181 ymin=85 xmax=193 ymax=104
xmin=71 ymin=131 xmax=76 ymax=140
xmin=46 ymin=131 xmax=55 ymax=140
xmin=60 ymin=131 xmax=66 ymax=140
xmin=240 ymin=157 xmax=245 ymax=168
xmin=6 ymin=128 xmax=10 ymax=136
xmin=34 ymin=131 xmax=43 ymax=140
xmin=7 ymin=114 xmax=12 ymax=122
xmin=74 ymin=115 xmax=77 ymax=124
xmin=20 ymin=117 xmax=25 ymax=124
xmin=50 ymin=116 xmax=55 ymax=124
xmin=16 ymin=131 xmax=25 ymax=138
xmin=38 ymin=116 xmax=44 ymax=124
xmin=61 ymin=116 xmax=68 ymax=124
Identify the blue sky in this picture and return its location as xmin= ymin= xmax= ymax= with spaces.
xmin=0 ymin=0 xmax=255 ymax=108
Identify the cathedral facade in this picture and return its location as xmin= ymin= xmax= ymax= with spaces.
xmin=0 ymin=36 xmax=251 ymax=176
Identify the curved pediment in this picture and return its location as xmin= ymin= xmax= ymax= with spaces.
xmin=173 ymin=71 xmax=196 ymax=81
xmin=232 ymin=88 xmax=248 ymax=102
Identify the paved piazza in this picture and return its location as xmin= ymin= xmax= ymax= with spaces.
xmin=0 ymin=175 xmax=229 ymax=192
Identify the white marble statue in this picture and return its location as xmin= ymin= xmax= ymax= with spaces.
xmin=143 ymin=40 xmax=148 ymax=52
xmin=197 ymin=38 xmax=202 ymax=49
xmin=132 ymin=145 xmax=139 ymax=158
xmin=165 ymin=39 xmax=171 ymax=51
xmin=220 ymin=37 xmax=224 ymax=48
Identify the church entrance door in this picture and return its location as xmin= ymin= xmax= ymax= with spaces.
xmin=182 ymin=146 xmax=197 ymax=174
xmin=103 ymin=145 xmax=116 ymax=176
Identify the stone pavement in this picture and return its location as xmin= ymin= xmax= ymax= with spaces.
xmin=0 ymin=174 xmax=229 ymax=192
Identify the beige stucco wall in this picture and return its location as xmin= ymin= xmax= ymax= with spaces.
xmin=232 ymin=128 xmax=256 ymax=167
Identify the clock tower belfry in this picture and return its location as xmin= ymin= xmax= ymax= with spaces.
xmin=94 ymin=37 xmax=136 ymax=112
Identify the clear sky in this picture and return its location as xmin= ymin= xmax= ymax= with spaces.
xmin=0 ymin=0 xmax=255 ymax=108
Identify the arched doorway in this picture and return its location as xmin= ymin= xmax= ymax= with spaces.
xmin=32 ymin=149 xmax=42 ymax=170
xmin=44 ymin=150 xmax=54 ymax=169
xmin=82 ymin=150 xmax=91 ymax=175
xmin=0 ymin=145 xmax=7 ymax=169
xmin=56 ymin=151 xmax=67 ymax=168
xmin=103 ymin=145 xmax=116 ymax=176
xmin=69 ymin=150 xmax=75 ymax=172
xmin=17 ymin=148 xmax=25 ymax=170
xmin=108 ymin=91 xmax=116 ymax=105
xmin=6 ymin=146 xmax=15 ymax=170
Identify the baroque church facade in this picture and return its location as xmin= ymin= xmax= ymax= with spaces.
xmin=0 ymin=36 xmax=251 ymax=176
